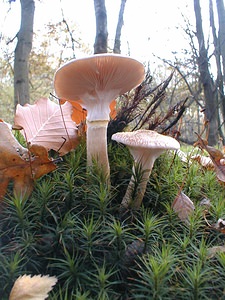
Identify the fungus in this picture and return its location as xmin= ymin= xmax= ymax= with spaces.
xmin=112 ymin=130 xmax=180 ymax=209
xmin=54 ymin=54 xmax=145 ymax=179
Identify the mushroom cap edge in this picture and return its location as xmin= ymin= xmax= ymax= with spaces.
xmin=111 ymin=129 xmax=180 ymax=150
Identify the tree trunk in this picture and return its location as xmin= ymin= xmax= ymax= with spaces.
xmin=93 ymin=0 xmax=108 ymax=54
xmin=14 ymin=0 xmax=35 ymax=107
xmin=216 ymin=0 xmax=225 ymax=141
xmin=194 ymin=0 xmax=218 ymax=145
xmin=113 ymin=0 xmax=127 ymax=54
xmin=216 ymin=0 xmax=225 ymax=81
xmin=210 ymin=0 xmax=225 ymax=142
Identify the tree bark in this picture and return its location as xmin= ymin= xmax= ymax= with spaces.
xmin=14 ymin=0 xmax=35 ymax=107
xmin=93 ymin=0 xmax=108 ymax=54
xmin=194 ymin=0 xmax=218 ymax=145
xmin=113 ymin=0 xmax=127 ymax=54
xmin=216 ymin=0 xmax=225 ymax=81
xmin=210 ymin=0 xmax=225 ymax=142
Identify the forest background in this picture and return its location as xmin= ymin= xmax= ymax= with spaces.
xmin=0 ymin=0 xmax=225 ymax=146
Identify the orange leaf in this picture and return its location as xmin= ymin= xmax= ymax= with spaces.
xmin=60 ymin=99 xmax=117 ymax=127
xmin=14 ymin=98 xmax=79 ymax=156
xmin=0 ymin=122 xmax=57 ymax=203
xmin=109 ymin=99 xmax=117 ymax=119
xmin=172 ymin=191 xmax=195 ymax=223
xmin=70 ymin=102 xmax=87 ymax=124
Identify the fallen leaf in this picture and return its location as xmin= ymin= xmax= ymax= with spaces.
xmin=172 ymin=191 xmax=195 ymax=223
xmin=211 ymin=218 xmax=225 ymax=234
xmin=14 ymin=98 xmax=79 ymax=156
xmin=194 ymin=137 xmax=224 ymax=163
xmin=194 ymin=135 xmax=225 ymax=183
xmin=191 ymin=154 xmax=214 ymax=169
xmin=109 ymin=99 xmax=117 ymax=119
xmin=207 ymin=245 xmax=225 ymax=258
xmin=0 ymin=122 xmax=57 ymax=202
xmin=9 ymin=274 xmax=57 ymax=300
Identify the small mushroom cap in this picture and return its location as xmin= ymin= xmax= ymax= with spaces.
xmin=111 ymin=130 xmax=180 ymax=151
xmin=54 ymin=53 xmax=145 ymax=101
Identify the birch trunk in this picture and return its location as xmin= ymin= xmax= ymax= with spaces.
xmin=14 ymin=0 xmax=35 ymax=107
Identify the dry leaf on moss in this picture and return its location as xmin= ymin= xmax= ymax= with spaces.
xmin=0 ymin=122 xmax=57 ymax=202
xmin=207 ymin=245 xmax=225 ymax=258
xmin=172 ymin=191 xmax=195 ymax=223
xmin=194 ymin=137 xmax=224 ymax=163
xmin=14 ymin=98 xmax=79 ymax=156
xmin=9 ymin=274 xmax=57 ymax=300
xmin=194 ymin=135 xmax=225 ymax=182
xmin=211 ymin=218 xmax=225 ymax=234
xmin=191 ymin=154 xmax=214 ymax=169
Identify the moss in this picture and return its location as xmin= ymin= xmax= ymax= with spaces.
xmin=1 ymin=142 xmax=225 ymax=299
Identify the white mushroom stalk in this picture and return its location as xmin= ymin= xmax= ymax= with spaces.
xmin=54 ymin=54 xmax=145 ymax=180
xmin=112 ymin=130 xmax=180 ymax=209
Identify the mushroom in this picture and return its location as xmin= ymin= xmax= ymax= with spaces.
xmin=54 ymin=54 xmax=145 ymax=179
xmin=111 ymin=130 xmax=180 ymax=209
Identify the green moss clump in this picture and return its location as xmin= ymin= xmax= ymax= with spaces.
xmin=1 ymin=142 xmax=225 ymax=299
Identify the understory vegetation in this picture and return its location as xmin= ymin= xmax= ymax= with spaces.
xmin=1 ymin=139 xmax=225 ymax=299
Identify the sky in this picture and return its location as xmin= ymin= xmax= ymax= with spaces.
xmin=0 ymin=0 xmax=213 ymax=65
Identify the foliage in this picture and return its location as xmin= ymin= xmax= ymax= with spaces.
xmin=14 ymin=97 xmax=79 ymax=155
xmin=0 ymin=121 xmax=58 ymax=202
xmin=1 ymin=140 xmax=225 ymax=299
xmin=0 ymin=96 xmax=80 ymax=202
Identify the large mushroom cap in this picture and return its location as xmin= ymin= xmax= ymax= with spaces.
xmin=112 ymin=130 xmax=180 ymax=151
xmin=54 ymin=53 xmax=145 ymax=101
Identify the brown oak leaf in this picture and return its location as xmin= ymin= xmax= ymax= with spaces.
xmin=14 ymin=98 xmax=79 ymax=156
xmin=0 ymin=122 xmax=57 ymax=203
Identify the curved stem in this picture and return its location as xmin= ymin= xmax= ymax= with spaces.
xmin=121 ymin=150 xmax=160 ymax=210
xmin=121 ymin=168 xmax=151 ymax=210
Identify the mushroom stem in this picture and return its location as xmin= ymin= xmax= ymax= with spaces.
xmin=122 ymin=168 xmax=152 ymax=210
xmin=86 ymin=120 xmax=110 ymax=179
xmin=121 ymin=150 xmax=162 ymax=210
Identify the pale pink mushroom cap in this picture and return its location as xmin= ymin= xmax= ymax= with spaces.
xmin=54 ymin=53 xmax=145 ymax=122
